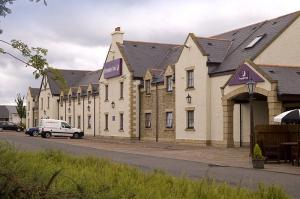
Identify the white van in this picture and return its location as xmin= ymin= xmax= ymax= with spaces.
xmin=39 ymin=119 xmax=84 ymax=139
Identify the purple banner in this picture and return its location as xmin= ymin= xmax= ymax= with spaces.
xmin=103 ymin=58 xmax=122 ymax=79
xmin=228 ymin=64 xmax=264 ymax=86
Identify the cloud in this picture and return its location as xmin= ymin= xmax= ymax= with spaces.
xmin=0 ymin=0 xmax=300 ymax=104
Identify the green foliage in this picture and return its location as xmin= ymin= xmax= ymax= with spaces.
xmin=47 ymin=67 xmax=68 ymax=92
xmin=253 ymin=144 xmax=264 ymax=160
xmin=0 ymin=142 xmax=290 ymax=199
xmin=14 ymin=93 xmax=26 ymax=124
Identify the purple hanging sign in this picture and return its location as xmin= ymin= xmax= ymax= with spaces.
xmin=228 ymin=64 xmax=264 ymax=86
xmin=103 ymin=58 xmax=123 ymax=79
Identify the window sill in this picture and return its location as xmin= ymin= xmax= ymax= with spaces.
xmin=185 ymin=128 xmax=195 ymax=131
xmin=119 ymin=129 xmax=124 ymax=132
xmin=166 ymin=90 xmax=173 ymax=94
xmin=145 ymin=127 xmax=152 ymax=129
xmin=104 ymin=100 xmax=109 ymax=102
xmin=185 ymin=87 xmax=195 ymax=91
xmin=145 ymin=94 xmax=151 ymax=97
xmin=119 ymin=97 xmax=124 ymax=101
xmin=104 ymin=129 xmax=109 ymax=132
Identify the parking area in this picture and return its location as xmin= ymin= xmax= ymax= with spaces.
xmin=2 ymin=130 xmax=299 ymax=175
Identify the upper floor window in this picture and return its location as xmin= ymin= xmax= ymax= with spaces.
xmin=28 ymin=102 xmax=30 ymax=111
xmin=187 ymin=70 xmax=194 ymax=88
xmin=77 ymin=93 xmax=81 ymax=105
xmin=60 ymin=96 xmax=63 ymax=106
xmin=145 ymin=80 xmax=151 ymax=95
xmin=68 ymin=95 xmax=71 ymax=105
xmin=77 ymin=116 xmax=81 ymax=128
xmin=68 ymin=116 xmax=72 ymax=126
xmin=145 ymin=113 xmax=151 ymax=128
xmin=120 ymin=82 xmax=124 ymax=99
xmin=166 ymin=76 xmax=173 ymax=92
xmin=47 ymin=96 xmax=50 ymax=109
xmin=105 ymin=85 xmax=108 ymax=101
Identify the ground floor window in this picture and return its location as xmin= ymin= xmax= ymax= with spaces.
xmin=60 ymin=116 xmax=63 ymax=121
xmin=78 ymin=116 xmax=81 ymax=129
xmin=187 ymin=110 xmax=194 ymax=129
xmin=120 ymin=113 xmax=124 ymax=131
xmin=166 ymin=112 xmax=173 ymax=128
xmin=105 ymin=114 xmax=108 ymax=130
xmin=34 ymin=119 xmax=37 ymax=127
xmin=145 ymin=113 xmax=151 ymax=128
xmin=87 ymin=115 xmax=91 ymax=129
xmin=68 ymin=116 xmax=72 ymax=126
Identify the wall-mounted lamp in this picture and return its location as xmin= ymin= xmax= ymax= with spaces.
xmin=111 ymin=101 xmax=115 ymax=109
xmin=186 ymin=94 xmax=192 ymax=104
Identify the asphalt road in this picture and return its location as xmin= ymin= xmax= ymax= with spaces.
xmin=1 ymin=132 xmax=300 ymax=198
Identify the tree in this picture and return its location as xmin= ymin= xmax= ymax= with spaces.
xmin=15 ymin=93 xmax=26 ymax=125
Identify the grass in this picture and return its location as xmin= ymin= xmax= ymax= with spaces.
xmin=0 ymin=142 xmax=291 ymax=199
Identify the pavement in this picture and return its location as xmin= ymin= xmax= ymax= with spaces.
xmin=1 ymin=131 xmax=300 ymax=198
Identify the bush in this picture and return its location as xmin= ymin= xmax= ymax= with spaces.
xmin=0 ymin=142 xmax=290 ymax=199
xmin=253 ymin=144 xmax=264 ymax=160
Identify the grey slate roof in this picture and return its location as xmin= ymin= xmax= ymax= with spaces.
xmin=46 ymin=69 xmax=102 ymax=95
xmin=118 ymin=41 xmax=183 ymax=78
xmin=196 ymin=37 xmax=231 ymax=63
xmin=207 ymin=11 xmax=300 ymax=74
xmin=6 ymin=106 xmax=17 ymax=114
xmin=0 ymin=106 xmax=9 ymax=119
xmin=29 ymin=87 xmax=40 ymax=98
xmin=259 ymin=65 xmax=300 ymax=95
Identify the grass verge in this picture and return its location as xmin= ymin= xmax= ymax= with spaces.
xmin=0 ymin=142 xmax=290 ymax=199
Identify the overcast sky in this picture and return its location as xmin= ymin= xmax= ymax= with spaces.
xmin=0 ymin=0 xmax=300 ymax=105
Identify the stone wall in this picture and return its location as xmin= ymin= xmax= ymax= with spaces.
xmin=140 ymin=84 xmax=175 ymax=141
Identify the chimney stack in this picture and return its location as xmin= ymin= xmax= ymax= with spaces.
xmin=111 ymin=27 xmax=124 ymax=44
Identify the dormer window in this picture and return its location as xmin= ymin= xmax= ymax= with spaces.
xmin=166 ymin=76 xmax=173 ymax=92
xmin=68 ymin=95 xmax=71 ymax=105
xmin=145 ymin=80 xmax=151 ymax=95
xmin=60 ymin=96 xmax=63 ymax=106
xmin=77 ymin=93 xmax=80 ymax=105
xmin=245 ymin=34 xmax=265 ymax=49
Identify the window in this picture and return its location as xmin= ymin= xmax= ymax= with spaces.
xmin=145 ymin=80 xmax=151 ymax=94
xmin=62 ymin=122 xmax=71 ymax=128
xmin=88 ymin=115 xmax=91 ymax=129
xmin=68 ymin=116 xmax=72 ymax=126
xmin=187 ymin=110 xmax=194 ymax=129
xmin=120 ymin=82 xmax=124 ymax=99
xmin=166 ymin=76 xmax=173 ymax=92
xmin=105 ymin=85 xmax=108 ymax=101
xmin=187 ymin=70 xmax=194 ymax=88
xmin=68 ymin=95 xmax=71 ymax=106
xmin=60 ymin=116 xmax=63 ymax=120
xmin=88 ymin=91 xmax=91 ymax=101
xmin=41 ymin=98 xmax=43 ymax=110
xmin=47 ymin=96 xmax=50 ymax=109
xmin=28 ymin=102 xmax=30 ymax=111
xmin=166 ymin=112 xmax=173 ymax=128
xmin=105 ymin=114 xmax=108 ymax=130
xmin=245 ymin=35 xmax=265 ymax=49
xmin=60 ymin=96 xmax=63 ymax=106
xmin=120 ymin=113 xmax=124 ymax=130
xmin=77 ymin=116 xmax=81 ymax=128
xmin=145 ymin=113 xmax=151 ymax=128
xmin=77 ymin=94 xmax=81 ymax=105
xmin=34 ymin=119 xmax=37 ymax=126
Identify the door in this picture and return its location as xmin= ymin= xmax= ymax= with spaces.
xmin=60 ymin=122 xmax=73 ymax=137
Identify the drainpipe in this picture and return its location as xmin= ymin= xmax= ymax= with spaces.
xmin=57 ymin=99 xmax=60 ymax=119
xmin=83 ymin=96 xmax=85 ymax=131
xmin=64 ymin=100 xmax=66 ymax=121
xmin=155 ymin=83 xmax=159 ymax=142
xmin=240 ymin=104 xmax=242 ymax=147
xmin=73 ymin=98 xmax=75 ymax=127
xmin=138 ymin=84 xmax=141 ymax=140
xmin=93 ymin=94 xmax=96 ymax=137
xmin=32 ymin=107 xmax=34 ymax=127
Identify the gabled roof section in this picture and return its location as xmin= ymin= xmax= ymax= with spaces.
xmin=208 ymin=11 xmax=300 ymax=74
xmin=0 ymin=106 xmax=9 ymax=119
xmin=46 ymin=68 xmax=101 ymax=95
xmin=196 ymin=37 xmax=231 ymax=63
xmin=29 ymin=87 xmax=40 ymax=98
xmin=117 ymin=40 xmax=183 ymax=78
xmin=259 ymin=65 xmax=300 ymax=95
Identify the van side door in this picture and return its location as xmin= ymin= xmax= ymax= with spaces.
xmin=61 ymin=122 xmax=73 ymax=137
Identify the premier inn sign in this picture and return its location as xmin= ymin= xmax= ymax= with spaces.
xmin=228 ymin=64 xmax=264 ymax=86
xmin=103 ymin=58 xmax=123 ymax=79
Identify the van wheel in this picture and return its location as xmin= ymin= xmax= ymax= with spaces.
xmin=73 ymin=133 xmax=79 ymax=139
xmin=33 ymin=131 xmax=39 ymax=137
xmin=45 ymin=132 xmax=51 ymax=138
